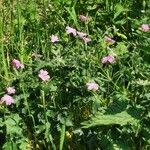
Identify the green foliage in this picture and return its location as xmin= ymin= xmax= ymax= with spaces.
xmin=0 ymin=0 xmax=150 ymax=149
xmin=81 ymin=111 xmax=139 ymax=128
xmin=115 ymin=42 xmax=128 ymax=55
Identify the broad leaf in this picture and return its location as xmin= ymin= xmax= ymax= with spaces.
xmin=81 ymin=111 xmax=138 ymax=128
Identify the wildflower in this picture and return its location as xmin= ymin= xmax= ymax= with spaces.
xmin=50 ymin=34 xmax=59 ymax=43
xmin=77 ymin=31 xmax=87 ymax=38
xmin=86 ymin=82 xmax=99 ymax=91
xmin=12 ymin=59 xmax=24 ymax=69
xmin=1 ymin=94 xmax=15 ymax=105
xmin=105 ymin=37 xmax=115 ymax=44
xmin=82 ymin=37 xmax=91 ymax=44
xmin=66 ymin=26 xmax=77 ymax=36
xmin=38 ymin=69 xmax=50 ymax=81
xmin=101 ymin=55 xmax=115 ymax=64
xmin=76 ymin=31 xmax=91 ymax=44
xmin=6 ymin=87 xmax=16 ymax=95
xmin=140 ymin=24 xmax=150 ymax=32
xmin=79 ymin=15 xmax=88 ymax=22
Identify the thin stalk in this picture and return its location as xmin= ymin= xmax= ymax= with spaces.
xmin=0 ymin=6 xmax=9 ymax=80
xmin=21 ymin=84 xmax=36 ymax=129
xmin=16 ymin=0 xmax=25 ymax=62
xmin=41 ymin=90 xmax=56 ymax=150
xmin=59 ymin=124 xmax=66 ymax=150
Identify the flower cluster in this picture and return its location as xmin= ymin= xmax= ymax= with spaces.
xmin=3 ymin=13 xmax=148 ymax=105
xmin=66 ymin=26 xmax=91 ymax=44
xmin=1 ymin=55 xmax=51 ymax=105
xmin=1 ymin=62 xmax=51 ymax=105
xmin=1 ymin=86 xmax=16 ymax=106
xmin=1 ymin=58 xmax=25 ymax=105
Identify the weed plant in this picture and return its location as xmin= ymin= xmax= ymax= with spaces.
xmin=0 ymin=0 xmax=150 ymax=149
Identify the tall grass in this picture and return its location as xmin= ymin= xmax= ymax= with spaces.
xmin=0 ymin=0 xmax=150 ymax=149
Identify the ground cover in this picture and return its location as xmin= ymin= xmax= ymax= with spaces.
xmin=0 ymin=0 xmax=150 ymax=149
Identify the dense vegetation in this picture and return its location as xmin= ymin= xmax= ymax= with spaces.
xmin=0 ymin=0 xmax=150 ymax=149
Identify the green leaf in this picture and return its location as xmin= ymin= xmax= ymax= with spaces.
xmin=3 ymin=141 xmax=12 ymax=150
xmin=136 ymin=79 xmax=150 ymax=86
xmin=65 ymin=118 xmax=73 ymax=127
xmin=115 ymin=42 xmax=128 ymax=56
xmin=113 ymin=4 xmax=128 ymax=20
xmin=19 ymin=138 xmax=31 ymax=150
xmin=115 ymin=19 xmax=127 ymax=25
xmin=3 ymin=141 xmax=18 ymax=150
xmin=81 ymin=111 xmax=138 ymax=128
xmin=65 ymin=7 xmax=79 ymax=28
xmin=4 ymin=114 xmax=22 ymax=135
xmin=116 ymin=33 xmax=127 ymax=39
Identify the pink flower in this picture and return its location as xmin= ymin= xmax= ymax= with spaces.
xmin=105 ymin=37 xmax=115 ymax=44
xmin=38 ymin=69 xmax=50 ymax=81
xmin=50 ymin=34 xmax=59 ymax=43
xmin=86 ymin=82 xmax=99 ymax=91
xmin=1 ymin=94 xmax=15 ymax=105
xmin=140 ymin=24 xmax=150 ymax=32
xmin=79 ymin=15 xmax=88 ymax=22
xmin=82 ymin=37 xmax=91 ymax=44
xmin=76 ymin=31 xmax=91 ymax=44
xmin=66 ymin=26 xmax=77 ymax=36
xmin=101 ymin=55 xmax=115 ymax=64
xmin=6 ymin=87 xmax=16 ymax=95
xmin=77 ymin=31 xmax=87 ymax=38
xmin=12 ymin=59 xmax=24 ymax=69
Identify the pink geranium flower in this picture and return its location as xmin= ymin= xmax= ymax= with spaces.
xmin=105 ymin=37 xmax=115 ymax=44
xmin=101 ymin=55 xmax=115 ymax=64
xmin=12 ymin=59 xmax=24 ymax=69
xmin=79 ymin=15 xmax=88 ymax=22
xmin=140 ymin=24 xmax=150 ymax=32
xmin=86 ymin=82 xmax=99 ymax=91
xmin=50 ymin=34 xmax=59 ymax=43
xmin=77 ymin=31 xmax=87 ymax=38
xmin=1 ymin=94 xmax=15 ymax=105
xmin=76 ymin=31 xmax=91 ymax=44
xmin=66 ymin=26 xmax=77 ymax=36
xmin=82 ymin=37 xmax=91 ymax=44
xmin=6 ymin=87 xmax=16 ymax=95
xmin=38 ymin=69 xmax=50 ymax=81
